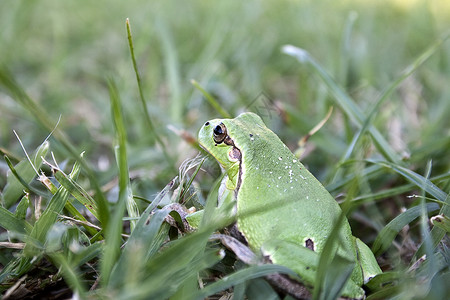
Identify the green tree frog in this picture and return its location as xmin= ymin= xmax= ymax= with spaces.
xmin=197 ymin=112 xmax=381 ymax=298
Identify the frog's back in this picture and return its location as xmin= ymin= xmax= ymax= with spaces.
xmin=231 ymin=113 xmax=356 ymax=260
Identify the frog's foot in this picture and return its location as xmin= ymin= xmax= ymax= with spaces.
xmin=226 ymin=223 xmax=249 ymax=245
xmin=267 ymin=273 xmax=364 ymax=300
xmin=211 ymin=233 xmax=257 ymax=264
xmin=266 ymin=273 xmax=311 ymax=300
xmin=163 ymin=203 xmax=195 ymax=233
xmin=214 ymin=234 xmax=312 ymax=299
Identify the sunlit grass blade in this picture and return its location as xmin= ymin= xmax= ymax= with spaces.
xmin=100 ymin=79 xmax=131 ymax=286
xmin=0 ymin=206 xmax=32 ymax=234
xmin=110 ymin=78 xmax=137 ymax=230
xmin=52 ymin=166 xmax=99 ymax=220
xmin=338 ymin=11 xmax=358 ymax=86
xmin=0 ymin=67 xmax=110 ymax=226
xmin=339 ymin=35 xmax=448 ymax=164
xmin=351 ymin=184 xmax=415 ymax=206
xmin=46 ymin=232 xmax=102 ymax=298
xmin=123 ymin=179 xmax=174 ymax=242
xmin=178 ymin=155 xmax=205 ymax=202
xmin=23 ymin=157 xmax=82 ymax=258
xmin=0 ymin=257 xmax=23 ymax=284
xmin=332 ymin=166 xmax=449 ymax=205
xmin=191 ymin=79 xmax=231 ymax=118
xmin=36 ymin=158 xmax=101 ymax=238
xmin=11 ymin=185 xmax=71 ymax=277
xmin=3 ymin=155 xmax=46 ymax=198
xmin=282 ymin=45 xmax=401 ymax=164
xmin=2 ymin=141 xmax=49 ymax=208
xmin=155 ymin=18 xmax=182 ymax=121
xmin=199 ymin=172 xmax=229 ymax=229
xmin=143 ymin=228 xmax=212 ymax=275
xmin=74 ymin=242 xmax=103 ymax=267
xmin=14 ymin=193 xmax=30 ymax=220
xmin=126 ymin=19 xmax=174 ymax=170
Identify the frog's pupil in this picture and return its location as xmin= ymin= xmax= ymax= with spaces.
xmin=214 ymin=125 xmax=223 ymax=135
xmin=205 ymin=122 xmax=210 ymax=126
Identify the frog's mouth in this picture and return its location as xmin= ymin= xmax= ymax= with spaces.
xmin=217 ymin=134 xmax=243 ymax=197
xmin=201 ymin=121 xmax=244 ymax=196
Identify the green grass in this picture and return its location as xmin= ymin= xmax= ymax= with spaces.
xmin=0 ymin=0 xmax=449 ymax=299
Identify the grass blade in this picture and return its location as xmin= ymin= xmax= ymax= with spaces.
xmin=0 ymin=66 xmax=110 ymax=227
xmin=23 ymin=158 xmax=82 ymax=257
xmin=415 ymin=192 xmax=450 ymax=258
xmin=48 ymin=252 xmax=87 ymax=298
xmin=375 ymin=161 xmax=448 ymax=202
xmin=321 ymin=254 xmax=355 ymax=300
xmin=126 ymin=19 xmax=174 ymax=170
xmin=340 ymin=35 xmax=448 ymax=163
xmin=282 ymin=45 xmax=401 ymax=164
xmin=0 ymin=206 xmax=32 ymax=234
xmin=191 ymin=79 xmax=231 ymax=118
xmin=53 ymin=166 xmax=99 ymax=219
xmin=100 ymin=79 xmax=133 ymax=285
xmin=416 ymin=161 xmax=436 ymax=291
xmin=372 ymin=202 xmax=440 ymax=256
xmin=155 ymin=18 xmax=182 ymax=121
xmin=314 ymin=212 xmax=354 ymax=300
xmin=2 ymin=141 xmax=49 ymax=208
xmin=119 ymin=246 xmax=223 ymax=300
xmin=193 ymin=264 xmax=296 ymax=300
xmin=108 ymin=208 xmax=172 ymax=289
xmin=110 ymin=79 xmax=137 ymax=230
xmin=338 ymin=11 xmax=358 ymax=86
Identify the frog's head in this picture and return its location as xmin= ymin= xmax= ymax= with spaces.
xmin=198 ymin=117 xmax=240 ymax=172
xmin=198 ymin=112 xmax=266 ymax=171
xmin=199 ymin=112 xmax=280 ymax=191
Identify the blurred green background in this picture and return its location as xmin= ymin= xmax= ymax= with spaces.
xmin=1 ymin=0 xmax=449 ymax=177
xmin=1 ymin=0 xmax=449 ymax=201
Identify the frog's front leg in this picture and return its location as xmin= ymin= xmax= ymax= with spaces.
xmin=163 ymin=203 xmax=196 ymax=233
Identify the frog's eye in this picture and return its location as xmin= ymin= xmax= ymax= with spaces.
xmin=213 ymin=123 xmax=227 ymax=144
